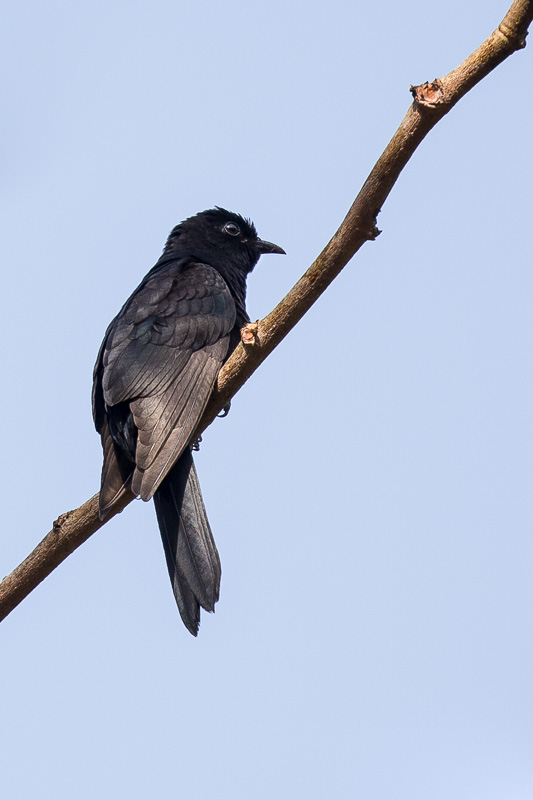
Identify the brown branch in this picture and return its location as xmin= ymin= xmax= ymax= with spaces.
xmin=1 ymin=0 xmax=532 ymax=623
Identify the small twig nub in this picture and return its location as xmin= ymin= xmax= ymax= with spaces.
xmin=410 ymin=80 xmax=445 ymax=108
xmin=53 ymin=512 xmax=71 ymax=531
xmin=241 ymin=321 xmax=259 ymax=346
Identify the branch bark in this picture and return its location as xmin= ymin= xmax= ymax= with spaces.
xmin=2 ymin=0 xmax=532 ymax=623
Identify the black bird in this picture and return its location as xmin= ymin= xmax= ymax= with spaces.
xmin=92 ymin=208 xmax=284 ymax=634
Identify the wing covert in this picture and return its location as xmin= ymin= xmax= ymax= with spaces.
xmin=96 ymin=259 xmax=236 ymax=503
xmin=101 ymin=262 xmax=235 ymax=406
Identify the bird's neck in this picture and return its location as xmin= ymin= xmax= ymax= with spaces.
xmin=218 ymin=263 xmax=250 ymax=328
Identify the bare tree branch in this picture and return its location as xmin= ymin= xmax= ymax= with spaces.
xmin=1 ymin=0 xmax=532 ymax=623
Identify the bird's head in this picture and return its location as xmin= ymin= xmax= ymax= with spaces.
xmin=163 ymin=207 xmax=285 ymax=273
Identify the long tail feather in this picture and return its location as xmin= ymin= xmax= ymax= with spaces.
xmin=153 ymin=449 xmax=221 ymax=635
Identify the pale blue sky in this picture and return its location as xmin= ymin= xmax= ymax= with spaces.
xmin=2 ymin=1 xmax=532 ymax=798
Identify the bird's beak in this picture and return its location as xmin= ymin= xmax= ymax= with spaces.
xmin=256 ymin=239 xmax=286 ymax=255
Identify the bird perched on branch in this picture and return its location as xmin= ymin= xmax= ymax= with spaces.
xmin=92 ymin=208 xmax=284 ymax=634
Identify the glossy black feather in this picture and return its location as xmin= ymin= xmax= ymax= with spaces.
xmin=154 ymin=449 xmax=221 ymax=636
xmin=93 ymin=207 xmax=284 ymax=634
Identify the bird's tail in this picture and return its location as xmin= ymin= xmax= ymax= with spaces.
xmin=153 ymin=448 xmax=221 ymax=635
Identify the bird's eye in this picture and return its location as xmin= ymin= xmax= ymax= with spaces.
xmin=223 ymin=222 xmax=240 ymax=236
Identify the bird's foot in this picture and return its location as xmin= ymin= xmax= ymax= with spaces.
xmin=218 ymin=401 xmax=231 ymax=418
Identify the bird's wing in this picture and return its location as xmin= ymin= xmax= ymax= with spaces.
xmin=93 ymin=319 xmax=137 ymax=515
xmin=99 ymin=260 xmax=236 ymax=501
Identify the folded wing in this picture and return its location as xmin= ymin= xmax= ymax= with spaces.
xmin=93 ymin=259 xmax=236 ymax=509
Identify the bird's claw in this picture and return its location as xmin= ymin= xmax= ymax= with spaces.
xmin=218 ymin=401 xmax=231 ymax=418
